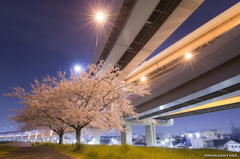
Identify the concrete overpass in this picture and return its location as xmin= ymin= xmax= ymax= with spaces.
xmin=89 ymin=0 xmax=240 ymax=147
xmin=0 ymin=130 xmax=91 ymax=144
xmin=0 ymin=130 xmax=49 ymax=143
xmin=90 ymin=0 xmax=204 ymax=80
xmin=121 ymin=2 xmax=240 ymax=146
xmin=125 ymin=2 xmax=240 ymax=119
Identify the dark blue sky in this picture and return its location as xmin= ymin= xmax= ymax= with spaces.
xmin=0 ymin=0 xmax=240 ymax=134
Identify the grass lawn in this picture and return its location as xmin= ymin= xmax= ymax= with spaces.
xmin=0 ymin=145 xmax=19 ymax=157
xmin=0 ymin=142 xmax=19 ymax=157
xmin=34 ymin=143 xmax=240 ymax=159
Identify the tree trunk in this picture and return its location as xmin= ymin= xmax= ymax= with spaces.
xmin=76 ymin=129 xmax=81 ymax=143
xmin=59 ymin=133 xmax=64 ymax=144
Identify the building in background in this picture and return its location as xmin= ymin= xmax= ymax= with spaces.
xmin=223 ymin=140 xmax=240 ymax=152
xmin=186 ymin=130 xmax=229 ymax=149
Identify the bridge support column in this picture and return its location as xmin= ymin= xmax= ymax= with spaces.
xmin=74 ymin=132 xmax=76 ymax=143
xmin=72 ymin=132 xmax=76 ymax=143
xmin=34 ymin=130 xmax=38 ymax=142
xmin=145 ymin=124 xmax=156 ymax=147
xmin=27 ymin=131 xmax=31 ymax=142
xmin=41 ymin=130 xmax=45 ymax=142
xmin=121 ymin=122 xmax=132 ymax=145
xmin=93 ymin=134 xmax=100 ymax=144
xmin=4 ymin=134 xmax=8 ymax=141
xmin=20 ymin=132 xmax=24 ymax=141
xmin=80 ymin=131 xmax=83 ymax=143
xmin=13 ymin=133 xmax=16 ymax=141
xmin=42 ymin=136 xmax=46 ymax=142
xmin=50 ymin=130 xmax=53 ymax=143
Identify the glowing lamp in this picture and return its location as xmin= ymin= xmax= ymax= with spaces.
xmin=141 ymin=76 xmax=146 ymax=82
xmin=185 ymin=53 xmax=192 ymax=59
xmin=96 ymin=13 xmax=104 ymax=21
xmin=74 ymin=65 xmax=81 ymax=72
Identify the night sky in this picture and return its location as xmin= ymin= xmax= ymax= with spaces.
xmin=0 ymin=0 xmax=240 ymax=135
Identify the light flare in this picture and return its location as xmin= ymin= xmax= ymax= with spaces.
xmin=96 ymin=13 xmax=104 ymax=21
xmin=185 ymin=53 xmax=192 ymax=59
xmin=141 ymin=76 xmax=146 ymax=82
xmin=74 ymin=65 xmax=82 ymax=72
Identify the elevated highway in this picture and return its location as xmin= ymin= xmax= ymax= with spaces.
xmin=90 ymin=0 xmax=204 ymax=80
xmin=126 ymin=2 xmax=240 ymax=120
xmin=0 ymin=130 xmax=86 ymax=144
xmin=121 ymin=2 xmax=240 ymax=146
xmin=90 ymin=0 xmax=240 ymax=147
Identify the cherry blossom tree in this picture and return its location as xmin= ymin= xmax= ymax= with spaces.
xmin=6 ymin=61 xmax=150 ymax=143
xmin=9 ymin=106 xmax=72 ymax=144
xmin=7 ymin=79 xmax=73 ymax=144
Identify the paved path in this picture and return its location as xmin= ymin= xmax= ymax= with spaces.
xmin=0 ymin=146 xmax=73 ymax=159
xmin=8 ymin=142 xmax=32 ymax=147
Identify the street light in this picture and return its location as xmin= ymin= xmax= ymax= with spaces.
xmin=74 ymin=65 xmax=81 ymax=72
xmin=96 ymin=13 xmax=104 ymax=21
xmin=141 ymin=76 xmax=146 ymax=82
xmin=185 ymin=53 xmax=192 ymax=59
